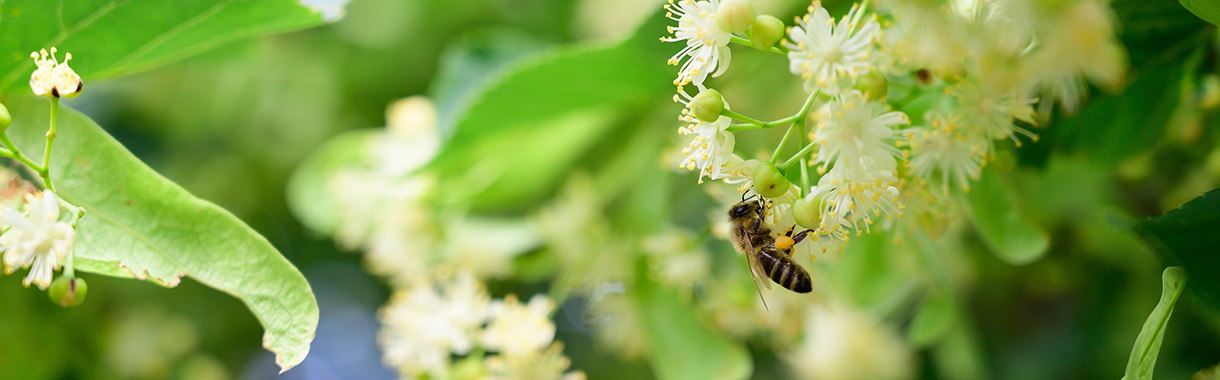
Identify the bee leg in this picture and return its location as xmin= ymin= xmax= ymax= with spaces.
xmin=791 ymin=229 xmax=812 ymax=244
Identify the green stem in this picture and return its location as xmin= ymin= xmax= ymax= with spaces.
xmin=769 ymin=124 xmax=797 ymax=163
xmin=0 ymin=133 xmax=45 ymax=173
xmin=42 ymin=98 xmax=58 ymax=192
xmin=780 ymin=140 xmax=817 ymax=170
xmin=64 ymin=245 xmax=75 ymax=278
xmin=721 ymin=108 xmax=768 ymax=127
xmin=798 ymin=120 xmax=810 ymax=197
xmin=725 ymin=113 xmax=805 ymax=132
xmin=728 ymin=35 xmax=789 ymax=55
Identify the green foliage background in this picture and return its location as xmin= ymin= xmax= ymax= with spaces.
xmin=1 ymin=0 xmax=1220 ymax=379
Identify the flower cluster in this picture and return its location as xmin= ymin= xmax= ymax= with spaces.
xmin=320 ymin=97 xmax=583 ymax=379
xmin=379 ymin=273 xmax=583 ymax=380
xmin=662 ymin=0 xmax=1126 ymax=258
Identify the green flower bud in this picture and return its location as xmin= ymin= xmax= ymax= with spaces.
xmin=48 ymin=276 xmax=87 ymax=307
xmin=717 ymin=0 xmax=756 ymax=34
xmin=753 ymin=162 xmax=791 ymax=198
xmin=854 ymin=70 xmax=889 ymax=100
xmin=691 ymin=89 xmax=725 ymax=122
xmin=749 ymin=15 xmax=785 ymax=51
xmin=0 ymin=103 xmax=9 ymax=131
xmin=792 ymin=195 xmax=822 ymax=229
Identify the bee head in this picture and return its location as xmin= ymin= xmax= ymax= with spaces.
xmin=728 ymin=200 xmax=760 ymax=219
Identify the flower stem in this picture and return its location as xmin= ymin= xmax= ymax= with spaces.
xmin=728 ymin=35 xmax=789 ymax=55
xmin=770 ymin=124 xmax=797 ymax=163
xmin=780 ymin=140 xmax=817 ymax=170
xmin=0 ymin=134 xmax=45 ymax=173
xmin=799 ymin=122 xmax=810 ymax=197
xmin=721 ymin=108 xmax=768 ymax=127
xmin=42 ymin=98 xmax=58 ymax=192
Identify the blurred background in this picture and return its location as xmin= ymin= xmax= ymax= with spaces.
xmin=1 ymin=0 xmax=1219 ymax=379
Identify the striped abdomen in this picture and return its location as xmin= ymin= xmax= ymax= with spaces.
xmin=757 ymin=247 xmax=812 ymax=293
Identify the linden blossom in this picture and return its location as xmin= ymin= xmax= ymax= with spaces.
xmin=29 ymin=47 xmax=83 ymax=99
xmin=661 ymin=0 xmax=733 ymax=91
xmin=784 ymin=2 xmax=881 ymax=95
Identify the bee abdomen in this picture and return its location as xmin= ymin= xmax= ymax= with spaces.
xmin=758 ymin=248 xmax=812 ymax=293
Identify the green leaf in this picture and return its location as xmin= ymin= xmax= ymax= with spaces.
xmin=428 ymin=29 xmax=552 ymax=135
xmin=1140 ymin=189 xmax=1220 ymax=306
xmin=1121 ymin=267 xmax=1187 ymax=380
xmin=908 ymin=289 xmax=957 ymax=348
xmin=1040 ymin=35 xmax=1202 ymax=167
xmin=1180 ymin=0 xmax=1220 ymax=26
xmin=286 ymin=130 xmax=378 ymax=236
xmin=965 ymin=169 xmax=1050 ymax=265
xmin=4 ymin=96 xmax=317 ymax=372
xmin=433 ymin=108 xmax=618 ymax=212
xmin=635 ymin=264 xmax=751 ymax=380
xmin=0 ymin=0 xmax=324 ymax=93
xmin=433 ymin=9 xmax=673 ymax=166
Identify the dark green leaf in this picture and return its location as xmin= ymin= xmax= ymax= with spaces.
xmin=1140 ymin=189 xmax=1220 ymax=306
xmin=4 ymin=96 xmax=317 ymax=371
xmin=1179 ymin=0 xmax=1220 ymax=26
xmin=0 ymin=0 xmax=323 ymax=92
xmin=433 ymin=9 xmax=674 ymax=166
xmin=428 ymin=29 xmax=552 ymax=135
xmin=965 ymin=169 xmax=1050 ymax=265
xmin=635 ymin=265 xmax=751 ymax=380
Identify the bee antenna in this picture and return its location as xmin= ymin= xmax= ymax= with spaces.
xmin=742 ymin=187 xmax=754 ymax=202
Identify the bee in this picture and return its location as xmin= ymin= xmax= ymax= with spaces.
xmin=727 ymin=197 xmax=812 ymax=308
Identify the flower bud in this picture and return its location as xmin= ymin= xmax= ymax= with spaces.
xmin=753 ymin=162 xmax=791 ymax=198
xmin=749 ymin=15 xmax=785 ymax=51
xmin=717 ymin=0 xmax=756 ymax=34
xmin=0 ymin=103 xmax=10 ymax=131
xmin=690 ymin=89 xmax=726 ymax=122
xmin=792 ymin=195 xmax=822 ymax=229
xmin=854 ymin=70 xmax=888 ymax=100
xmin=48 ymin=276 xmax=87 ymax=307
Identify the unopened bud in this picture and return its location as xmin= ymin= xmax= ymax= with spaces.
xmin=717 ymin=0 xmax=756 ymax=34
xmin=753 ymin=162 xmax=791 ymax=198
xmin=48 ymin=276 xmax=87 ymax=307
xmin=0 ymin=103 xmax=9 ymax=131
xmin=749 ymin=15 xmax=784 ymax=51
xmin=792 ymin=195 xmax=822 ymax=229
xmin=854 ymin=70 xmax=888 ymax=100
xmin=690 ymin=89 xmax=726 ymax=122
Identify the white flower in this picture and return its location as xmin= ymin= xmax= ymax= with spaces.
xmin=810 ymin=90 xmax=909 ymax=180
xmin=1 ymin=190 xmax=75 ymax=290
xmin=1027 ymin=0 xmax=1125 ymax=113
xmin=810 ymin=167 xmax=904 ymax=234
xmin=906 ymin=115 xmax=988 ymax=194
xmin=949 ymin=81 xmax=1038 ymax=144
xmin=484 ymin=343 xmax=585 ymax=380
xmin=785 ymin=304 xmax=914 ymax=380
xmin=677 ymin=109 xmax=735 ymax=184
xmin=378 ymin=273 xmax=490 ymax=377
xmin=785 ymin=2 xmax=880 ymax=94
xmin=29 ymin=48 xmax=82 ymax=98
xmin=662 ymin=0 xmax=733 ymax=90
xmin=483 ymin=294 xmax=557 ymax=358
xmin=380 ymin=96 xmax=441 ymax=177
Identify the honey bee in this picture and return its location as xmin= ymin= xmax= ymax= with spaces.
xmin=727 ymin=197 xmax=812 ymax=308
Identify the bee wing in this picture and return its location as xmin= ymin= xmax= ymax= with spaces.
xmin=740 ymin=226 xmax=770 ymax=311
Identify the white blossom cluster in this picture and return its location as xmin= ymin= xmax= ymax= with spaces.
xmin=663 ymin=0 xmax=1126 ymax=257
xmin=323 ymin=97 xmax=582 ymax=379
xmin=378 ymin=273 xmax=584 ymax=380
